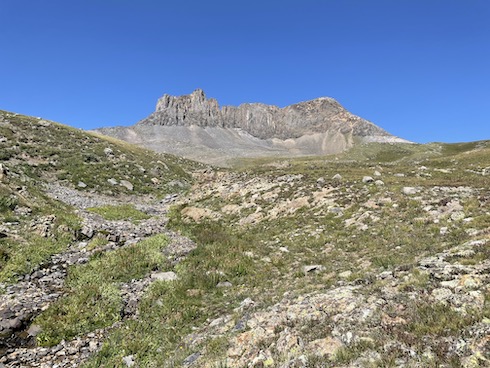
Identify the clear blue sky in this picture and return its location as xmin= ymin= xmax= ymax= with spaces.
xmin=1 ymin=0 xmax=489 ymax=143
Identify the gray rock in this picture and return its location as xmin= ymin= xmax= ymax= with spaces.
xmin=0 ymin=163 xmax=8 ymax=181
xmin=303 ymin=265 xmax=326 ymax=275
xmin=77 ymin=181 xmax=87 ymax=188
xmin=332 ymin=173 xmax=342 ymax=181
xmin=183 ymin=352 xmax=201 ymax=366
xmin=8 ymin=317 xmax=22 ymax=329
xmin=107 ymin=178 xmax=118 ymax=185
xmin=27 ymin=324 xmax=42 ymax=337
xmin=217 ymin=281 xmax=233 ymax=288
xmin=239 ymin=297 xmax=255 ymax=309
xmin=432 ymin=288 xmax=453 ymax=302
xmin=375 ymin=180 xmax=385 ymax=186
xmin=362 ymin=176 xmax=374 ymax=183
xmin=80 ymin=226 xmax=94 ymax=239
xmin=168 ymin=180 xmax=185 ymax=188
xmin=119 ymin=180 xmax=134 ymax=191
xmin=233 ymin=319 xmax=247 ymax=331
xmin=329 ymin=207 xmax=343 ymax=215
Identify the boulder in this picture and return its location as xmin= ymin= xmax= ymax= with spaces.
xmin=120 ymin=180 xmax=134 ymax=191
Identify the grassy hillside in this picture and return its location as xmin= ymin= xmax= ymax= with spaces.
xmin=0 ymin=110 xmax=198 ymax=282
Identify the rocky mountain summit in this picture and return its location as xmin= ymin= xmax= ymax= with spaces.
xmin=97 ymin=90 xmax=409 ymax=165
xmin=145 ymin=89 xmax=390 ymax=140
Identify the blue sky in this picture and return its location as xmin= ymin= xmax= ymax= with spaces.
xmin=1 ymin=0 xmax=489 ymax=143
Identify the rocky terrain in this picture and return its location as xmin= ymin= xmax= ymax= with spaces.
xmin=97 ymin=90 xmax=409 ymax=165
xmin=0 ymin=108 xmax=489 ymax=367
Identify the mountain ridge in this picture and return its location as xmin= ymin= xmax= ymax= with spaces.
xmin=97 ymin=89 xmax=410 ymax=165
xmin=139 ymin=89 xmax=393 ymax=140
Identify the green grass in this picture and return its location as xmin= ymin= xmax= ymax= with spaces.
xmin=0 ymin=234 xmax=72 ymax=282
xmin=87 ymin=204 xmax=151 ymax=221
xmin=86 ymin=234 xmax=109 ymax=250
xmin=35 ymin=234 xmax=169 ymax=346
xmin=405 ymin=302 xmax=479 ymax=337
xmin=0 ymin=196 xmax=81 ymax=282
xmin=36 ymin=281 xmax=121 ymax=347
xmin=1 ymin=109 xmax=197 ymax=196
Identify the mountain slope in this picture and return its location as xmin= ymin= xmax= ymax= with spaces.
xmin=97 ymin=90 xmax=409 ymax=165
xmin=0 ymin=109 xmax=202 ymax=364
xmin=1 ymin=108 xmax=489 ymax=367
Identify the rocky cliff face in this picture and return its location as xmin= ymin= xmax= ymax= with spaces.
xmin=97 ymin=89 xmax=409 ymax=165
xmin=138 ymin=89 xmax=391 ymax=140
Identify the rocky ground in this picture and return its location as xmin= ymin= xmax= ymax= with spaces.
xmin=0 ymin=184 xmax=195 ymax=367
xmin=160 ymin=163 xmax=490 ymax=367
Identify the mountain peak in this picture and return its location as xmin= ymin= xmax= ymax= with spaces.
xmin=143 ymin=89 xmax=392 ymax=141
xmin=190 ymin=88 xmax=206 ymax=98
xmin=97 ymin=89 xmax=409 ymax=165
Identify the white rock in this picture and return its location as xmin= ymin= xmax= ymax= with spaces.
xmin=120 ymin=180 xmax=134 ymax=191
xmin=217 ymin=281 xmax=233 ymax=288
xmin=303 ymin=264 xmax=326 ymax=275
xmin=450 ymin=211 xmax=465 ymax=221
xmin=103 ymin=147 xmax=114 ymax=156
xmin=339 ymin=270 xmax=352 ymax=279
xmin=402 ymin=187 xmax=419 ymax=195
xmin=239 ymin=297 xmax=255 ymax=309
xmin=432 ymin=288 xmax=453 ymax=302
xmin=122 ymin=355 xmax=135 ymax=367
xmin=151 ymin=271 xmax=177 ymax=281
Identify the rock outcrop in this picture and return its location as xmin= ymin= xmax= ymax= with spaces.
xmin=141 ymin=89 xmax=389 ymax=140
xmin=97 ymin=89 xmax=410 ymax=165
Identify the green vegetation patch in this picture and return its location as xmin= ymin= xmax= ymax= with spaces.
xmin=0 ymin=110 xmax=198 ymax=197
xmin=0 ymin=196 xmax=81 ymax=282
xmin=87 ymin=204 xmax=150 ymax=221
xmin=0 ymin=234 xmax=71 ymax=282
xmin=83 ymin=216 xmax=263 ymax=366
xmin=405 ymin=302 xmax=478 ymax=337
xmin=35 ymin=234 xmax=169 ymax=346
